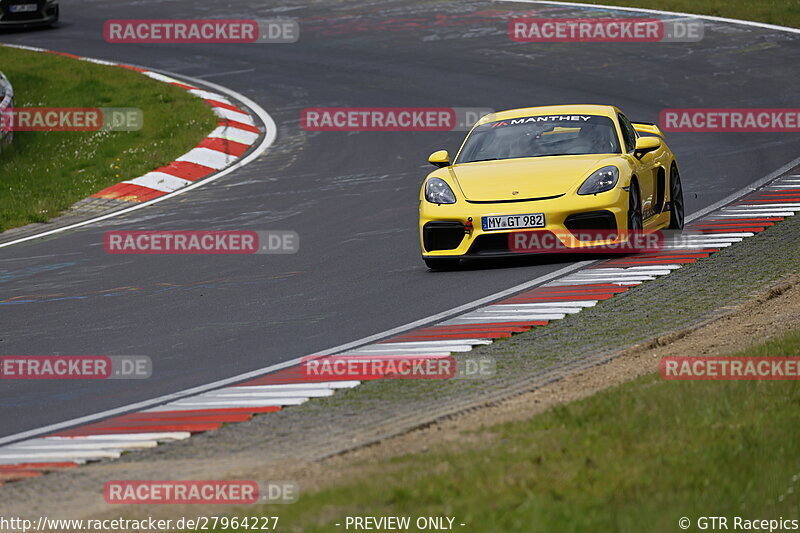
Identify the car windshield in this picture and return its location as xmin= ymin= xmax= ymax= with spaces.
xmin=456 ymin=114 xmax=621 ymax=164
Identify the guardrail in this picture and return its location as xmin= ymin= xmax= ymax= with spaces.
xmin=0 ymin=71 xmax=13 ymax=148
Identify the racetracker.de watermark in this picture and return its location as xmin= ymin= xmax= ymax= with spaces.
xmin=300 ymin=356 xmax=496 ymax=380
xmin=509 ymin=17 xmax=703 ymax=42
xmin=300 ymin=107 xmax=493 ymax=131
xmin=104 ymin=230 xmax=299 ymax=254
xmin=104 ymin=19 xmax=299 ymax=43
xmin=104 ymin=480 xmax=298 ymax=504
xmin=0 ymin=356 xmax=151 ymax=379
xmin=661 ymin=108 xmax=800 ymax=132
xmin=661 ymin=357 xmax=800 ymax=380
xmin=508 ymin=230 xmax=664 ymax=254
xmin=0 ymin=108 xmax=142 ymax=131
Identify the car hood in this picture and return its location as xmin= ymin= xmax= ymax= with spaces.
xmin=449 ymin=155 xmax=617 ymax=202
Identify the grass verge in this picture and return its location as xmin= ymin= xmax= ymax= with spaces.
xmin=570 ymin=0 xmax=800 ymax=28
xmin=205 ymin=330 xmax=800 ymax=532
xmin=0 ymin=46 xmax=216 ymax=231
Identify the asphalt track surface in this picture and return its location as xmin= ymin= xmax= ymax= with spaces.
xmin=0 ymin=0 xmax=799 ymax=438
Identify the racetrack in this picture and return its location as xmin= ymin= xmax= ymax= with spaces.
xmin=1 ymin=0 xmax=799 ymax=440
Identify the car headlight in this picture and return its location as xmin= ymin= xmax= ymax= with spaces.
xmin=577 ymin=166 xmax=619 ymax=195
xmin=425 ymin=177 xmax=457 ymax=204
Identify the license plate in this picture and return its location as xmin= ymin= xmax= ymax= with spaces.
xmin=481 ymin=213 xmax=545 ymax=231
xmin=9 ymin=4 xmax=38 ymax=12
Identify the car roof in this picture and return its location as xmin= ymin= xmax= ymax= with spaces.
xmin=475 ymin=104 xmax=621 ymax=126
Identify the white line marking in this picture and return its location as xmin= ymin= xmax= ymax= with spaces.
xmin=661 ymin=245 xmax=730 ymax=250
xmin=333 ymin=353 xmax=453 ymax=358
xmin=563 ymin=276 xmax=656 ymax=284
xmin=194 ymin=68 xmax=256 ymax=79
xmin=477 ymin=309 xmax=582 ymax=316
xmin=2 ymin=44 xmax=46 ymax=52
xmin=350 ymin=345 xmax=475 ymax=353
xmin=712 ymin=212 xmax=793 ymax=217
xmin=45 ymin=433 xmax=191 ymax=441
xmin=559 ymin=279 xmax=655 ymax=285
xmin=672 ymin=240 xmax=743 ymax=245
xmin=188 ymin=89 xmax=233 ymax=104
xmin=548 ymin=279 xmax=646 ymax=285
xmin=562 ymin=272 xmax=657 ymax=279
xmin=3 ymin=439 xmax=158 ymax=450
xmin=691 ymin=232 xmax=755 ymax=238
xmin=721 ymin=208 xmax=800 ymax=213
xmin=215 ymin=387 xmax=353 ymax=395
xmin=226 ymin=382 xmax=361 ymax=391
xmin=176 ymin=147 xmax=236 ymax=170
xmin=734 ymin=204 xmax=800 ymax=209
xmin=374 ymin=339 xmax=493 ymax=347
xmin=78 ymin=57 xmax=118 ymax=67
xmin=143 ymin=405 xmax=258 ymax=413
xmin=162 ymin=399 xmax=308 ymax=408
xmin=213 ymin=106 xmax=253 ymax=123
xmin=485 ymin=305 xmax=584 ymax=313
xmin=201 ymin=389 xmax=333 ymax=399
xmin=446 ymin=313 xmax=567 ymax=322
xmin=0 ymin=450 xmax=120 ymax=460
xmin=0 ymin=459 xmax=83 ymax=466
xmin=494 ymin=300 xmax=598 ymax=306
xmin=123 ymin=172 xmax=193 ymax=193
xmin=208 ymin=125 xmax=259 ymax=145
xmin=142 ymin=71 xmax=197 ymax=87
xmin=561 ymin=271 xmax=655 ymax=276
xmin=605 ymin=265 xmax=683 ymax=270
xmin=572 ymin=269 xmax=673 ymax=276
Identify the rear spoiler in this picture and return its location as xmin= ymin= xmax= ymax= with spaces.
xmin=632 ymin=121 xmax=664 ymax=137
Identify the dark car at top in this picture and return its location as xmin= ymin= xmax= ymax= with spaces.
xmin=0 ymin=0 xmax=58 ymax=29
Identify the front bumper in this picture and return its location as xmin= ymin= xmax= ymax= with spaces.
xmin=419 ymin=189 xmax=630 ymax=258
xmin=0 ymin=1 xmax=58 ymax=28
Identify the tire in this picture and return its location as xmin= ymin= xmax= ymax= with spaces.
xmin=627 ymin=180 xmax=643 ymax=231
xmin=424 ymin=258 xmax=460 ymax=270
xmin=668 ymin=164 xmax=685 ymax=230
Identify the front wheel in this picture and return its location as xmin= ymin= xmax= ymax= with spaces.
xmin=627 ymin=181 xmax=643 ymax=231
xmin=668 ymin=164 xmax=685 ymax=230
xmin=424 ymin=258 xmax=460 ymax=271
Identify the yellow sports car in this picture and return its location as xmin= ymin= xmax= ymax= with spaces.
xmin=419 ymin=104 xmax=684 ymax=269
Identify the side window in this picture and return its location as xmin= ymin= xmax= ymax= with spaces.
xmin=618 ymin=113 xmax=637 ymax=153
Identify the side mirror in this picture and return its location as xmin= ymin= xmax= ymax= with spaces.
xmin=633 ymin=136 xmax=661 ymax=159
xmin=428 ymin=150 xmax=450 ymax=168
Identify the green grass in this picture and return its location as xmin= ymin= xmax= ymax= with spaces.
xmin=0 ymin=46 xmax=216 ymax=231
xmin=572 ymin=0 xmax=800 ymax=28
xmin=205 ymin=331 xmax=800 ymax=533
